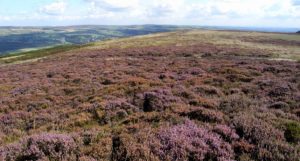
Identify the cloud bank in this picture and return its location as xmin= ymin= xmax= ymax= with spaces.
xmin=0 ymin=0 xmax=299 ymax=27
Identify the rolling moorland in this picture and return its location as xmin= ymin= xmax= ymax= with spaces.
xmin=0 ymin=30 xmax=299 ymax=160
xmin=0 ymin=25 xmax=213 ymax=56
xmin=1 ymin=25 xmax=298 ymax=57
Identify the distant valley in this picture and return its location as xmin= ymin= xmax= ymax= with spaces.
xmin=0 ymin=25 xmax=209 ymax=56
xmin=1 ymin=25 xmax=299 ymax=56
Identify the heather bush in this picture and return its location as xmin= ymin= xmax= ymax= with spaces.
xmin=0 ymin=111 xmax=30 ymax=128
xmin=173 ymin=88 xmax=197 ymax=100
xmin=294 ymin=109 xmax=300 ymax=117
xmin=95 ymin=99 xmax=140 ymax=124
xmin=0 ymin=133 xmax=77 ymax=161
xmin=189 ymin=96 xmax=218 ymax=109
xmin=232 ymin=140 xmax=254 ymax=154
xmin=228 ymin=88 xmax=240 ymax=95
xmin=192 ymin=85 xmax=224 ymax=97
xmin=155 ymin=120 xmax=234 ymax=161
xmin=78 ymin=128 xmax=112 ymax=160
xmin=231 ymin=114 xmax=299 ymax=160
xmin=25 ymin=112 xmax=55 ymax=131
xmin=0 ymin=111 xmax=31 ymax=140
xmin=102 ymin=78 xmax=115 ymax=85
xmin=133 ymin=88 xmax=182 ymax=112
xmin=78 ymin=156 xmax=97 ymax=161
xmin=213 ymin=124 xmax=239 ymax=142
xmin=226 ymin=74 xmax=253 ymax=82
xmin=112 ymin=120 xmax=236 ymax=161
xmin=112 ymin=128 xmax=160 ymax=161
xmin=9 ymin=86 xmax=30 ymax=97
xmin=232 ymin=114 xmax=284 ymax=144
xmin=219 ymin=95 xmax=253 ymax=114
xmin=254 ymin=140 xmax=298 ymax=161
xmin=186 ymin=67 xmax=205 ymax=75
xmin=219 ymin=67 xmax=246 ymax=75
xmin=177 ymin=106 xmax=224 ymax=123
xmin=268 ymin=83 xmax=291 ymax=97
xmin=240 ymin=84 xmax=261 ymax=97
xmin=268 ymin=101 xmax=289 ymax=110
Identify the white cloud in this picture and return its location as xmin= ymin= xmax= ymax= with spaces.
xmin=40 ymin=1 xmax=67 ymax=15
xmin=77 ymin=0 xmax=300 ymax=26
xmin=82 ymin=0 xmax=290 ymax=19
xmin=84 ymin=0 xmax=187 ymax=20
xmin=85 ymin=0 xmax=139 ymax=11
xmin=2 ymin=0 xmax=300 ymax=27
xmin=0 ymin=15 xmax=11 ymax=21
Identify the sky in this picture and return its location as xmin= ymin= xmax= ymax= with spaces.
xmin=0 ymin=0 xmax=299 ymax=27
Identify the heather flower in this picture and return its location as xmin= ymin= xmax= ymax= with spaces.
xmin=155 ymin=120 xmax=234 ymax=161
xmin=182 ymin=106 xmax=224 ymax=123
xmin=213 ymin=124 xmax=239 ymax=142
xmin=0 ymin=133 xmax=77 ymax=161
xmin=99 ymin=99 xmax=140 ymax=124
xmin=134 ymin=88 xmax=182 ymax=112
xmin=231 ymin=114 xmax=299 ymax=160
xmin=79 ymin=156 xmax=97 ymax=161
xmin=232 ymin=114 xmax=285 ymax=144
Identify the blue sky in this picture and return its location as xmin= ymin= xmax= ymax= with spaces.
xmin=0 ymin=0 xmax=299 ymax=27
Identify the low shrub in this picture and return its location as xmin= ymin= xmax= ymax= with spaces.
xmin=134 ymin=88 xmax=182 ymax=112
xmin=193 ymin=85 xmax=224 ymax=97
xmin=232 ymin=114 xmax=299 ymax=160
xmin=219 ymin=95 xmax=252 ymax=114
xmin=189 ymin=97 xmax=218 ymax=109
xmin=0 ymin=133 xmax=77 ymax=161
xmin=178 ymin=106 xmax=224 ymax=123
xmin=111 ymin=128 xmax=160 ymax=161
xmin=213 ymin=124 xmax=239 ymax=142
xmin=94 ymin=99 xmax=139 ymax=124
xmin=268 ymin=101 xmax=289 ymax=110
xmin=155 ymin=120 xmax=234 ymax=161
xmin=268 ymin=84 xmax=291 ymax=97
xmin=232 ymin=114 xmax=284 ymax=144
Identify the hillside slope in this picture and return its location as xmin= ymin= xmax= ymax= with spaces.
xmin=0 ymin=25 xmax=210 ymax=56
xmin=0 ymin=30 xmax=299 ymax=160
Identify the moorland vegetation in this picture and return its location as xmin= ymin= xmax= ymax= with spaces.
xmin=0 ymin=30 xmax=299 ymax=161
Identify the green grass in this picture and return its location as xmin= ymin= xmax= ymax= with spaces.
xmin=0 ymin=44 xmax=91 ymax=65
xmin=88 ymin=30 xmax=300 ymax=61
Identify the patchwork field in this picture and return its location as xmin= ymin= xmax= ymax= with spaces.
xmin=0 ymin=30 xmax=299 ymax=160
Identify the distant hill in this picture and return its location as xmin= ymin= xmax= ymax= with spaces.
xmin=1 ymin=25 xmax=299 ymax=56
xmin=297 ymin=31 xmax=300 ymax=34
xmin=0 ymin=25 xmax=210 ymax=56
